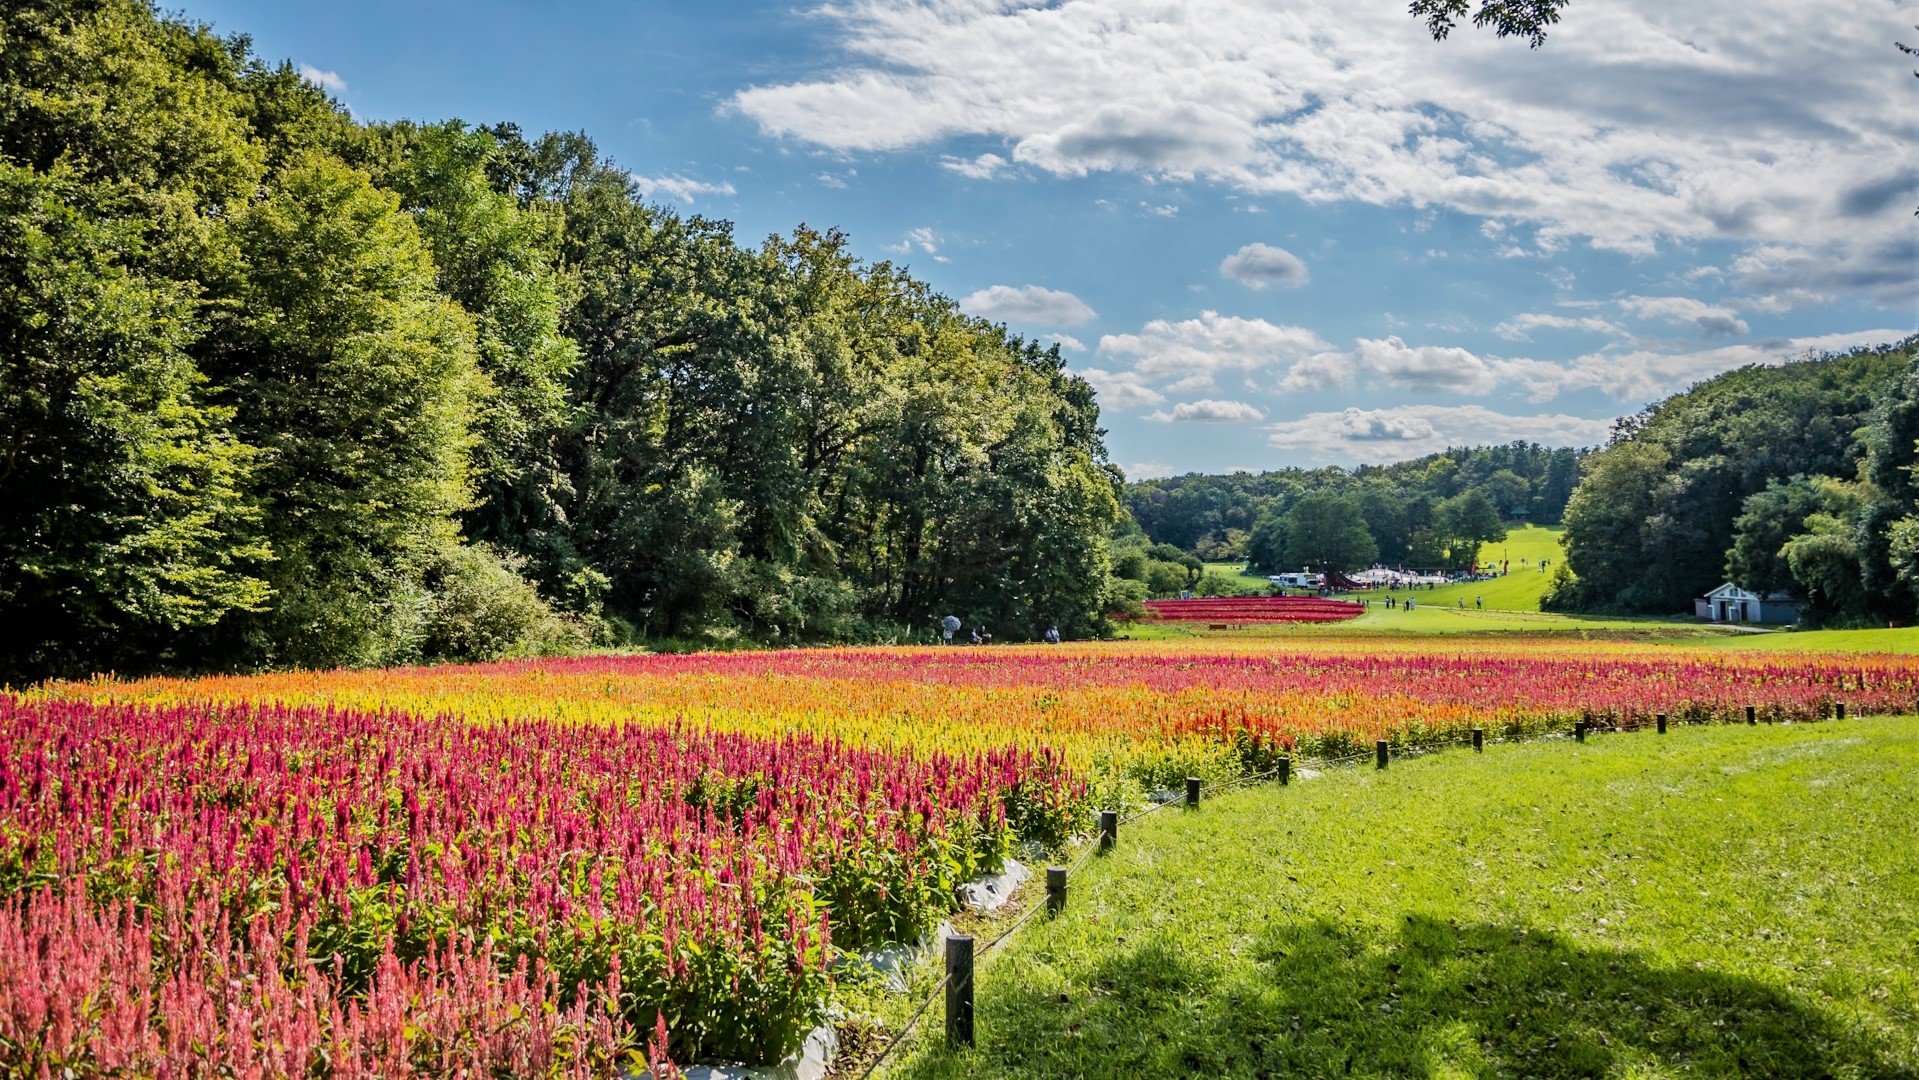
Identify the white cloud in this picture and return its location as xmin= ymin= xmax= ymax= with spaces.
xmin=1043 ymin=333 xmax=1087 ymax=352
xmin=1521 ymin=328 xmax=1916 ymax=402
xmin=1353 ymin=336 xmax=1499 ymax=393
xmin=961 ymin=284 xmax=1096 ymax=325
xmin=629 ymin=174 xmax=738 ymax=204
xmin=1145 ymin=399 xmax=1268 ymax=423
xmin=1077 ymin=367 xmax=1165 ymax=407
xmin=1219 ymin=243 xmax=1309 ymax=289
xmin=1618 ymin=295 xmax=1749 ymax=338
xmin=1281 ymin=335 xmax=1501 ymax=394
xmin=1492 ymin=313 xmax=1625 ymax=341
xmin=1099 ymin=311 xmax=1330 ymax=384
xmin=1142 ymin=202 xmax=1180 ymax=218
xmin=1124 ymin=461 xmax=1177 ymax=480
xmin=297 ymin=64 xmax=346 ymax=94
xmin=940 ymin=153 xmax=1010 ymax=179
xmin=729 ymin=0 xmax=1911 ymax=298
xmin=1276 ymin=325 xmax=1913 ymax=405
xmin=885 ymin=226 xmax=942 ymax=256
xmin=1267 ymin=406 xmax=1615 ymax=463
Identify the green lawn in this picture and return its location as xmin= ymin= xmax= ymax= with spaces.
xmin=1332 ymin=523 xmax=1567 ymax=613
xmin=1696 ymin=627 xmax=1919 ymax=655
xmin=881 ymin=716 xmax=1919 ymax=1078
xmin=1196 ymin=524 xmax=1568 ymax=613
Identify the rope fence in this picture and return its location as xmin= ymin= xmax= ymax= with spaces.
xmin=848 ymin=697 xmax=1875 ymax=1076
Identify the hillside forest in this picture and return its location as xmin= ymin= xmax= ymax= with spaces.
xmin=1544 ymin=340 xmax=1919 ymax=627
xmin=1119 ymin=339 xmax=1919 ymax=629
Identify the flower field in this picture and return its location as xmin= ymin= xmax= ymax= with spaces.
xmin=11 ymin=640 xmax=1919 ymax=1074
xmin=1142 ymin=596 xmax=1364 ymax=623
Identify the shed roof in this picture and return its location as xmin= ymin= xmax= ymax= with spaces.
xmin=1704 ymin=582 xmax=1801 ymax=603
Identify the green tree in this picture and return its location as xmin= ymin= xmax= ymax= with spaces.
xmin=1480 ymin=470 xmax=1530 ymax=519
xmin=1437 ymin=489 xmax=1506 ymax=570
xmin=1779 ymin=479 xmax=1870 ymax=620
xmin=0 ymin=165 xmax=267 ymax=680
xmin=1252 ymin=494 xmax=1379 ymax=574
xmin=1550 ymin=346 xmax=1907 ymax=614
xmin=1725 ymin=476 xmax=1832 ymax=595
xmin=198 ymin=153 xmax=483 ymax=667
xmin=1858 ymin=346 xmax=1919 ymax=618
xmin=1549 ymin=439 xmax=1671 ymax=612
xmin=363 ymin=122 xmax=580 ymax=565
xmin=1411 ymin=0 xmax=1572 ymax=47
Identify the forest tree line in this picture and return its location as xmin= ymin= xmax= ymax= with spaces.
xmin=1545 ymin=339 xmax=1919 ymax=626
xmin=0 ymin=0 xmax=1121 ymax=682
xmin=1115 ymin=443 xmax=1581 ymax=590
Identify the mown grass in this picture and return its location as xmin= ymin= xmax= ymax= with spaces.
xmin=1700 ymin=627 xmax=1919 ymax=656
xmin=879 ymin=716 xmax=1919 ymax=1078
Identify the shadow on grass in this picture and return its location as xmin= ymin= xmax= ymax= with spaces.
xmin=891 ymin=915 xmax=1915 ymax=1078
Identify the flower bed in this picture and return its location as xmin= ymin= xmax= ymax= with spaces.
xmin=0 ymin=696 xmax=1080 ymax=1075
xmin=23 ymin=640 xmax=1919 ymax=1071
xmin=1142 ymin=596 xmax=1365 ymax=623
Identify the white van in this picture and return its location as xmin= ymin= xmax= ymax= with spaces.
xmin=1268 ymin=572 xmax=1322 ymax=589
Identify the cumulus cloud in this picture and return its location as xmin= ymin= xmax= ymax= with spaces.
xmin=961 ymin=284 xmax=1096 ymax=325
xmin=1220 ymin=243 xmax=1309 ymax=289
xmin=1099 ymin=311 xmax=1330 ymax=384
xmin=1145 ymin=399 xmax=1268 ymax=423
xmin=1493 ymin=312 xmax=1626 ymax=341
xmin=1522 ymin=328 xmax=1915 ymax=402
xmin=1277 ymin=325 xmax=1912 ymax=404
xmin=1077 ymin=367 xmax=1166 ymax=407
xmin=629 ymin=174 xmax=738 ymax=204
xmin=729 ymin=0 xmax=1909 ymax=293
xmin=298 ymin=65 xmax=346 ymax=93
xmin=1043 ymin=333 xmax=1087 ymax=352
xmin=1267 ymin=406 xmax=1615 ymax=463
xmin=941 ymin=153 xmax=1010 ymax=179
xmin=1124 ymin=461 xmax=1177 ymax=480
xmin=885 ymin=226 xmax=942 ymax=256
xmin=1618 ymin=295 xmax=1749 ymax=338
xmin=1280 ymin=336 xmax=1502 ymax=394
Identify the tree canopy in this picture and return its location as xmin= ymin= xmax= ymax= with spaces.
xmin=1545 ymin=339 xmax=1919 ymax=625
xmin=0 ymin=0 xmax=1121 ymax=681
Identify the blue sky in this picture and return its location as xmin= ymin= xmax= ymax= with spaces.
xmin=186 ymin=0 xmax=1916 ymax=477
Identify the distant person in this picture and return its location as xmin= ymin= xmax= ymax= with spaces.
xmin=942 ymin=614 xmax=961 ymax=645
xmin=1476 ymin=596 xmax=1483 ymax=610
xmin=1458 ymin=598 xmax=1465 ymax=608
xmin=969 ymin=627 xmax=982 ymax=645
xmin=1044 ymin=624 xmax=1061 ymax=644
xmin=978 ymin=626 xmax=992 ymax=646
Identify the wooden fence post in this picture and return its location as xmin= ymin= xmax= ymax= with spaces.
xmin=1471 ymin=728 xmax=1484 ymax=753
xmin=1656 ymin=713 xmax=1667 ymax=735
xmin=1574 ymin=722 xmax=1587 ymax=743
xmin=1747 ymin=705 xmax=1757 ymax=725
xmin=1098 ymin=810 xmax=1117 ymax=852
xmin=1046 ymin=867 xmax=1066 ymax=916
xmin=1375 ymin=741 xmax=1389 ymax=769
xmin=1185 ymin=776 xmax=1201 ymax=808
xmin=1278 ymin=756 xmax=1291 ymax=785
xmin=945 ymin=935 xmax=974 ymax=1048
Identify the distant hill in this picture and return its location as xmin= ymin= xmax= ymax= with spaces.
xmin=1545 ymin=337 xmax=1919 ymax=625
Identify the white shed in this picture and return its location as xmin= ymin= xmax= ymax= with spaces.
xmin=1695 ymin=582 xmax=1803 ymax=625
